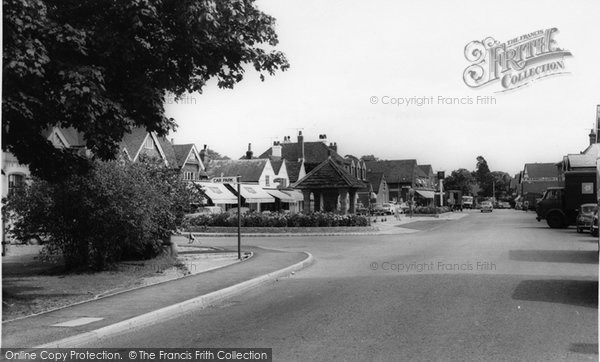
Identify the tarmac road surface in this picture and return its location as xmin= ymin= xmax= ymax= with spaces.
xmin=89 ymin=210 xmax=598 ymax=361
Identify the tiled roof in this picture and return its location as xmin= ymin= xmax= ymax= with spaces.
xmin=60 ymin=127 xmax=86 ymax=147
xmin=271 ymin=159 xmax=284 ymax=174
xmin=120 ymin=127 xmax=149 ymax=160
xmin=523 ymin=163 xmax=559 ymax=179
xmin=293 ymin=158 xmax=367 ymax=189
xmin=365 ymin=159 xmax=420 ymax=183
xmin=172 ymin=144 xmax=195 ymax=168
xmin=286 ymin=161 xmax=303 ymax=183
xmin=205 ymin=159 xmax=267 ymax=183
xmin=418 ymin=164 xmax=434 ymax=176
xmin=156 ymin=137 xmax=178 ymax=166
xmin=366 ymin=172 xmax=385 ymax=193
xmin=259 ymin=141 xmax=346 ymax=167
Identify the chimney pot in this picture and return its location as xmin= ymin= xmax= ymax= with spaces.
xmin=246 ymin=143 xmax=253 ymax=159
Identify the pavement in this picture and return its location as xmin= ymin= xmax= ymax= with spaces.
xmin=1 ymin=246 xmax=312 ymax=348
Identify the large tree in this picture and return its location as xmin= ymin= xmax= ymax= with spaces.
xmin=443 ymin=168 xmax=474 ymax=195
xmin=474 ymin=156 xmax=494 ymax=197
xmin=3 ymin=0 xmax=289 ymax=180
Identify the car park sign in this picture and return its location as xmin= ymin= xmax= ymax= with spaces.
xmin=211 ymin=177 xmax=239 ymax=183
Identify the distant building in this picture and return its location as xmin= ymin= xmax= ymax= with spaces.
xmin=365 ymin=159 xmax=435 ymax=205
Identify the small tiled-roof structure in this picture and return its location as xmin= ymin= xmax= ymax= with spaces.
xmin=206 ymin=159 xmax=268 ymax=183
xmin=293 ymin=158 xmax=367 ymax=189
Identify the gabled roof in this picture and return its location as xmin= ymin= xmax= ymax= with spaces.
xmin=365 ymin=159 xmax=420 ymax=183
xmin=418 ymin=164 xmax=434 ymax=176
xmin=271 ymin=159 xmax=284 ymax=174
xmin=59 ymin=127 xmax=86 ymax=147
xmin=366 ymin=172 xmax=385 ymax=193
xmin=156 ymin=137 xmax=178 ymax=166
xmin=259 ymin=141 xmax=346 ymax=166
xmin=523 ymin=163 xmax=559 ymax=179
xmin=286 ymin=161 xmax=304 ymax=183
xmin=293 ymin=158 xmax=367 ymax=189
xmin=172 ymin=144 xmax=198 ymax=168
xmin=206 ymin=159 xmax=268 ymax=183
xmin=120 ymin=127 xmax=149 ymax=160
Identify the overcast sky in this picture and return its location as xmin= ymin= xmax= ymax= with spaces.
xmin=166 ymin=0 xmax=600 ymax=176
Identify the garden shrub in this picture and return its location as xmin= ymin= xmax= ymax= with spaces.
xmin=5 ymin=160 xmax=196 ymax=270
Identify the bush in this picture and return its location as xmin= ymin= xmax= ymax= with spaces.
xmin=186 ymin=211 xmax=369 ymax=228
xmin=413 ymin=206 xmax=451 ymax=214
xmin=5 ymin=160 xmax=196 ymax=270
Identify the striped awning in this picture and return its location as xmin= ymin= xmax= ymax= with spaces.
xmin=415 ymin=190 xmax=435 ymax=199
xmin=194 ymin=182 xmax=238 ymax=204
xmin=232 ymin=184 xmax=275 ymax=203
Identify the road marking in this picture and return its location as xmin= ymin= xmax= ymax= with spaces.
xmin=51 ymin=317 xmax=104 ymax=327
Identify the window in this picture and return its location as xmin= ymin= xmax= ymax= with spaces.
xmin=184 ymin=172 xmax=195 ymax=180
xmin=144 ymin=137 xmax=154 ymax=149
xmin=8 ymin=174 xmax=25 ymax=195
xmin=265 ymin=175 xmax=270 ymax=187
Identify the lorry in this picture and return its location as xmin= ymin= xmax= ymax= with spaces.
xmin=535 ymin=170 xmax=597 ymax=228
xmin=461 ymin=195 xmax=474 ymax=209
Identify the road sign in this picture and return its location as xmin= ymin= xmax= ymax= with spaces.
xmin=211 ymin=177 xmax=238 ymax=183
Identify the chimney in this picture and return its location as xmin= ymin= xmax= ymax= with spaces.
xmin=589 ymin=129 xmax=597 ymax=146
xmin=272 ymin=141 xmax=282 ymax=160
xmin=246 ymin=143 xmax=253 ymax=159
xmin=319 ymin=134 xmax=327 ymax=144
xmin=200 ymin=144 xmax=208 ymax=163
xmin=297 ymin=131 xmax=304 ymax=162
xmin=329 ymin=142 xmax=337 ymax=153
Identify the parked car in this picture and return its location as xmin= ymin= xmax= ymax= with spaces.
xmin=373 ymin=203 xmax=396 ymax=215
xmin=591 ymin=210 xmax=599 ymax=237
xmin=576 ymin=203 xmax=597 ymax=233
xmin=480 ymin=201 xmax=493 ymax=213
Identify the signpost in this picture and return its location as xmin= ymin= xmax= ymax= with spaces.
xmin=211 ymin=176 xmax=242 ymax=260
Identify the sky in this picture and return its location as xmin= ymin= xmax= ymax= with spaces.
xmin=165 ymin=0 xmax=600 ymax=176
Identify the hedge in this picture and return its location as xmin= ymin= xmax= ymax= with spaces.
xmin=185 ymin=211 xmax=369 ymax=228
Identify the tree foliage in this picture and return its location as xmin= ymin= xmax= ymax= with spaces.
xmin=3 ymin=0 xmax=289 ymax=180
xmin=6 ymin=159 xmax=199 ymax=270
xmin=474 ymin=156 xmax=494 ymax=197
xmin=443 ymin=168 xmax=474 ymax=195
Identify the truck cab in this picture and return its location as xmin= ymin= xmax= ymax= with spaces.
xmin=536 ymin=187 xmax=566 ymax=228
xmin=535 ymin=170 xmax=597 ymax=228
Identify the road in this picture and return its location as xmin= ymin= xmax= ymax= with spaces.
xmin=90 ymin=210 xmax=598 ymax=361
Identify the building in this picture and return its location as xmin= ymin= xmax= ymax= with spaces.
xmin=292 ymin=158 xmax=367 ymax=214
xmin=519 ymin=163 xmax=561 ymax=208
xmin=365 ymin=159 xmax=435 ymax=205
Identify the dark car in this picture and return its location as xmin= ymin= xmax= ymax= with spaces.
xmin=576 ymin=203 xmax=597 ymax=233
xmin=591 ymin=210 xmax=599 ymax=237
